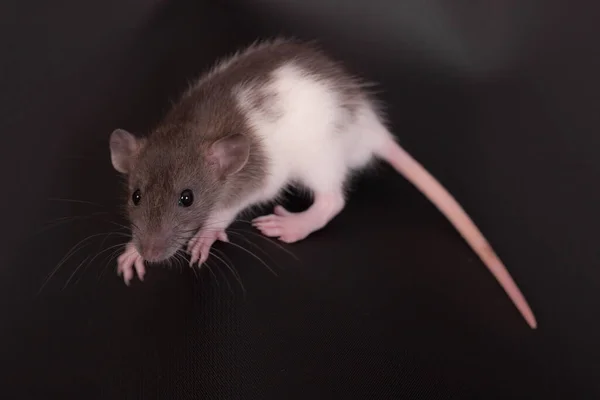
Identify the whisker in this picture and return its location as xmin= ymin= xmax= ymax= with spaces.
xmin=63 ymin=254 xmax=92 ymax=289
xmin=37 ymin=232 xmax=114 ymax=295
xmin=202 ymin=260 xmax=220 ymax=289
xmin=175 ymin=250 xmax=200 ymax=280
xmin=190 ymin=265 xmax=199 ymax=280
xmin=75 ymin=241 xmax=128 ymax=285
xmin=129 ymin=221 xmax=142 ymax=233
xmin=227 ymin=231 xmax=283 ymax=273
xmin=47 ymin=198 xmax=106 ymax=208
xmin=83 ymin=230 xmax=128 ymax=273
xmin=209 ymin=257 xmax=233 ymax=294
xmin=223 ymin=240 xmax=278 ymax=277
xmin=104 ymin=220 xmax=133 ymax=232
xmin=98 ymin=248 xmax=123 ymax=281
xmin=174 ymin=249 xmax=184 ymax=263
xmin=175 ymin=256 xmax=183 ymax=273
xmin=41 ymin=211 xmax=110 ymax=226
xmin=228 ymin=228 xmax=299 ymax=261
xmin=35 ymin=212 xmax=111 ymax=235
xmin=211 ymin=248 xmax=246 ymax=295
xmin=178 ymin=255 xmax=186 ymax=274
xmin=186 ymin=256 xmax=199 ymax=280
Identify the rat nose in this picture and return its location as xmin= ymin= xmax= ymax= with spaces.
xmin=145 ymin=246 xmax=163 ymax=261
xmin=141 ymin=238 xmax=167 ymax=262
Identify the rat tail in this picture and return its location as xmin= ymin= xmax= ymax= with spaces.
xmin=375 ymin=137 xmax=537 ymax=329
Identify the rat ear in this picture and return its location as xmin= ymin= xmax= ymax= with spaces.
xmin=208 ymin=133 xmax=250 ymax=176
xmin=109 ymin=129 xmax=144 ymax=174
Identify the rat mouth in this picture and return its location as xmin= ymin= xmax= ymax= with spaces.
xmin=143 ymin=248 xmax=180 ymax=264
xmin=143 ymin=255 xmax=169 ymax=264
xmin=136 ymin=241 xmax=181 ymax=264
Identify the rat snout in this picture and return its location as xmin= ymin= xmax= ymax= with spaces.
xmin=139 ymin=237 xmax=169 ymax=263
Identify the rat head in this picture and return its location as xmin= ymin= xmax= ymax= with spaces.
xmin=109 ymin=128 xmax=249 ymax=263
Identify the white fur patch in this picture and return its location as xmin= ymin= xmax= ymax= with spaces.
xmin=235 ymin=62 xmax=392 ymax=204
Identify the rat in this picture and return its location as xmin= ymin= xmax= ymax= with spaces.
xmin=109 ymin=38 xmax=537 ymax=329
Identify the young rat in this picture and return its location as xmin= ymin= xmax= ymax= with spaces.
xmin=109 ymin=38 xmax=537 ymax=329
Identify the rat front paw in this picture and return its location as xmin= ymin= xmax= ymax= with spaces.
xmin=117 ymin=242 xmax=146 ymax=285
xmin=187 ymin=228 xmax=229 ymax=266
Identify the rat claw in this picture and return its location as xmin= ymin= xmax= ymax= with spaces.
xmin=117 ymin=251 xmax=129 ymax=265
xmin=116 ymin=242 xmax=146 ymax=285
xmin=217 ymin=231 xmax=229 ymax=242
xmin=252 ymin=215 xmax=271 ymax=223
xmin=199 ymin=252 xmax=209 ymax=266
xmin=186 ymin=237 xmax=197 ymax=252
xmin=121 ymin=263 xmax=134 ymax=286
xmin=134 ymin=257 xmax=145 ymax=281
xmin=254 ymin=217 xmax=285 ymax=238
xmin=187 ymin=227 xmax=227 ymax=267
xmin=253 ymin=206 xmax=291 ymax=226
xmin=189 ymin=249 xmax=199 ymax=266
xmin=255 ymin=220 xmax=279 ymax=229
xmin=190 ymin=242 xmax=209 ymax=267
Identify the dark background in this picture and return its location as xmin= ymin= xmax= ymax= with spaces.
xmin=1 ymin=0 xmax=599 ymax=398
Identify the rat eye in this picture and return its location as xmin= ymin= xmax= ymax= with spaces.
xmin=132 ymin=189 xmax=141 ymax=205
xmin=178 ymin=189 xmax=194 ymax=207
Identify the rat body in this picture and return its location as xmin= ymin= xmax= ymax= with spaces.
xmin=109 ymin=38 xmax=537 ymax=328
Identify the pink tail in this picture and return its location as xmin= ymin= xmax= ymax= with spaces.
xmin=378 ymin=139 xmax=537 ymax=329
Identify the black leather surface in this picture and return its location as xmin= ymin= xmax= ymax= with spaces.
xmin=2 ymin=0 xmax=599 ymax=398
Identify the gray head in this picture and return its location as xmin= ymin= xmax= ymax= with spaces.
xmin=109 ymin=128 xmax=250 ymax=263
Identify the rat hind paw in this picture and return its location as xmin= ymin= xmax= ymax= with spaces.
xmin=187 ymin=228 xmax=229 ymax=267
xmin=117 ymin=242 xmax=146 ymax=285
xmin=252 ymin=205 xmax=312 ymax=243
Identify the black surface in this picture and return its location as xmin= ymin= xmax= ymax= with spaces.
xmin=2 ymin=0 xmax=599 ymax=398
